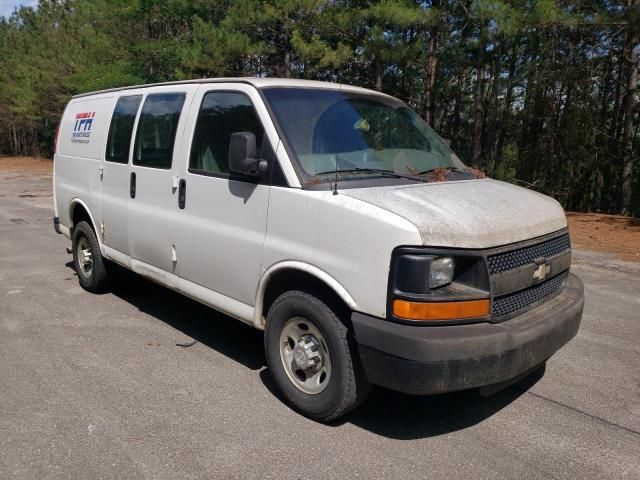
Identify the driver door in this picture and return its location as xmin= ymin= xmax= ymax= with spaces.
xmin=173 ymin=84 xmax=274 ymax=307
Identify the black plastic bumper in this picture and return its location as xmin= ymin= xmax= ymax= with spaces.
xmin=53 ymin=216 xmax=61 ymax=234
xmin=352 ymin=273 xmax=584 ymax=395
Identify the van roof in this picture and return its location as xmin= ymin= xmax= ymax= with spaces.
xmin=71 ymin=77 xmax=391 ymax=99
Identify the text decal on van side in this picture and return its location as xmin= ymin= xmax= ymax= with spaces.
xmin=71 ymin=112 xmax=95 ymax=144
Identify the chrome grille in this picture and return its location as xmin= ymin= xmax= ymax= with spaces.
xmin=492 ymin=272 xmax=569 ymax=319
xmin=488 ymin=234 xmax=570 ymax=274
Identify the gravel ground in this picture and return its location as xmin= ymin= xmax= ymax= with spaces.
xmin=1 ymin=168 xmax=639 ymax=479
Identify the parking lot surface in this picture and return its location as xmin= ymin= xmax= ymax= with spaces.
xmin=1 ymin=167 xmax=639 ymax=479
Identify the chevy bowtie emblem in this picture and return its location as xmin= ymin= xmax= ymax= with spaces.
xmin=533 ymin=262 xmax=551 ymax=282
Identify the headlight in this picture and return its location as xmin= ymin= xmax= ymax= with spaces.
xmin=429 ymin=257 xmax=454 ymax=288
xmin=389 ymin=248 xmax=490 ymax=323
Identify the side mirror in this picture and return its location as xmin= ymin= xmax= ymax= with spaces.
xmin=228 ymin=132 xmax=268 ymax=177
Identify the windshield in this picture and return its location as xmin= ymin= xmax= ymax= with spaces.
xmin=262 ymin=87 xmax=467 ymax=185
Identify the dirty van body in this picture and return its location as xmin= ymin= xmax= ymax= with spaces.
xmin=53 ymin=78 xmax=584 ymax=421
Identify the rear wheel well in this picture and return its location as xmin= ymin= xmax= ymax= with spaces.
xmin=70 ymin=203 xmax=95 ymax=235
xmin=262 ymin=269 xmax=351 ymax=325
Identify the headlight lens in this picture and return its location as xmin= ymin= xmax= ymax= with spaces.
xmin=389 ymin=249 xmax=490 ymax=323
xmin=429 ymin=257 xmax=454 ymax=288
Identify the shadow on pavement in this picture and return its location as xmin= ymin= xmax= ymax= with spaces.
xmin=259 ymin=364 xmax=544 ymax=439
xmin=339 ymin=368 xmax=544 ymax=440
xmin=69 ymin=262 xmax=545 ymax=439
xmin=98 ymin=264 xmax=265 ymax=371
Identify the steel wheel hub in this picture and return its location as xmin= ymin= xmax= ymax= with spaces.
xmin=279 ymin=317 xmax=332 ymax=395
xmin=76 ymin=236 xmax=93 ymax=277
xmin=292 ymin=335 xmax=323 ymax=372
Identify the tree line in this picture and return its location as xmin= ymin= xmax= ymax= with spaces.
xmin=1 ymin=0 xmax=638 ymax=215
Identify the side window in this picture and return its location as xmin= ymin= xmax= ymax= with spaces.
xmin=105 ymin=95 xmax=142 ymax=163
xmin=189 ymin=91 xmax=265 ymax=176
xmin=133 ymin=93 xmax=186 ymax=169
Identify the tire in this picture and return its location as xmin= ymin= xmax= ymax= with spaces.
xmin=72 ymin=220 xmax=110 ymax=293
xmin=264 ymin=290 xmax=370 ymax=421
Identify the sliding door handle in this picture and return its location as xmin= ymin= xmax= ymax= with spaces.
xmin=130 ymin=172 xmax=136 ymax=199
xmin=178 ymin=178 xmax=186 ymax=209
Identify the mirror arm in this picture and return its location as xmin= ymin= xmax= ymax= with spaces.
xmin=247 ymin=158 xmax=268 ymax=177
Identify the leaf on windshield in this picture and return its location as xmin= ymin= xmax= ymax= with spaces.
xmin=426 ymin=167 xmax=452 ymax=182
xmin=403 ymin=164 xmax=419 ymax=175
xmin=467 ymin=167 xmax=487 ymax=179
xmin=304 ymin=176 xmax=323 ymax=186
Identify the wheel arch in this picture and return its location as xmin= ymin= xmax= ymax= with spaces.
xmin=255 ymin=261 xmax=358 ymax=329
xmin=69 ymin=198 xmax=102 ymax=250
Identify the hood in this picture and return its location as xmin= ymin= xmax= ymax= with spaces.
xmin=342 ymin=179 xmax=567 ymax=249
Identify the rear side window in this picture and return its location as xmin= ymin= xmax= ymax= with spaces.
xmin=133 ymin=93 xmax=186 ymax=169
xmin=105 ymin=95 xmax=142 ymax=164
xmin=189 ymin=91 xmax=264 ymax=176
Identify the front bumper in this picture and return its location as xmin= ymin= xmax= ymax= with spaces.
xmin=352 ymin=273 xmax=584 ymax=395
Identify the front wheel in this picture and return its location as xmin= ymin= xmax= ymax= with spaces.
xmin=72 ymin=221 xmax=110 ymax=293
xmin=264 ymin=290 xmax=370 ymax=421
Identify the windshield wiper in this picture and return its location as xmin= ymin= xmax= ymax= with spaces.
xmin=314 ymin=168 xmax=425 ymax=182
xmin=417 ymin=166 xmax=468 ymax=175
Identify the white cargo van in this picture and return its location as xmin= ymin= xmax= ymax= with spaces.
xmin=53 ymin=78 xmax=584 ymax=421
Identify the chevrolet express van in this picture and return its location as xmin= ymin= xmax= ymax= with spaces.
xmin=53 ymin=78 xmax=584 ymax=421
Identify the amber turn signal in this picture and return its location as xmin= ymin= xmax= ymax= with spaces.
xmin=392 ymin=298 xmax=490 ymax=321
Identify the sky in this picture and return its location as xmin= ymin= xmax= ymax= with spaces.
xmin=0 ymin=0 xmax=38 ymax=18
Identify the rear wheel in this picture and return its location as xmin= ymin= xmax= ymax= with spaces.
xmin=264 ymin=290 xmax=370 ymax=421
xmin=72 ymin=220 xmax=110 ymax=293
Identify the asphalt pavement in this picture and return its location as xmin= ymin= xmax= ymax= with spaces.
xmin=1 ymin=167 xmax=639 ymax=479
